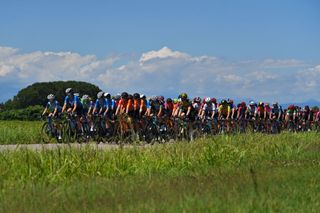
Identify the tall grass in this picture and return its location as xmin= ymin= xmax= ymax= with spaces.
xmin=0 ymin=122 xmax=319 ymax=212
xmin=0 ymin=121 xmax=42 ymax=144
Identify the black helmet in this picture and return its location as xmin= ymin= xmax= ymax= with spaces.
xmin=128 ymin=94 xmax=133 ymax=100
xmin=166 ymin=98 xmax=172 ymax=103
xmin=133 ymin=93 xmax=140 ymax=99
xmin=121 ymin=92 xmax=128 ymax=99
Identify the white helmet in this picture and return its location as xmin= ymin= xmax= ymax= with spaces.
xmin=97 ymin=91 xmax=104 ymax=99
xmin=82 ymin=94 xmax=89 ymax=100
xmin=47 ymin=94 xmax=55 ymax=100
xmin=65 ymin=88 xmax=73 ymax=94
xmin=205 ymin=97 xmax=211 ymax=103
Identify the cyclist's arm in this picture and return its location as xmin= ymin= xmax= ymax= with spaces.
xmin=186 ymin=106 xmax=191 ymax=116
xmin=42 ymin=107 xmax=48 ymax=116
xmin=157 ymin=106 xmax=162 ymax=117
xmin=62 ymin=102 xmax=67 ymax=113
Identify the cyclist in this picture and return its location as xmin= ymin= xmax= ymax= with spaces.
xmin=192 ymin=97 xmax=202 ymax=117
xmin=139 ymin=94 xmax=150 ymax=116
xmin=218 ymin=99 xmax=231 ymax=132
xmin=164 ymin=98 xmax=174 ymax=117
xmin=246 ymin=101 xmax=257 ymax=120
xmin=228 ymin=99 xmax=237 ymax=119
xmin=116 ymin=92 xmax=129 ymax=115
xmin=42 ymin=94 xmax=62 ymax=140
xmin=103 ymin=92 xmax=116 ymax=130
xmin=270 ymin=102 xmax=282 ymax=120
xmin=62 ymin=88 xmax=83 ymax=116
xmin=81 ymin=94 xmax=94 ymax=131
xmin=264 ymin=103 xmax=271 ymax=120
xmin=103 ymin=92 xmax=115 ymax=119
xmin=218 ymin=99 xmax=230 ymax=120
xmin=42 ymin=94 xmax=62 ymax=119
xmin=147 ymin=96 xmax=163 ymax=117
xmin=237 ymin=102 xmax=247 ymax=120
xmin=178 ymin=93 xmax=192 ymax=119
xmin=62 ymin=88 xmax=84 ymax=132
xmin=93 ymin=91 xmax=107 ymax=115
xmin=201 ymin=97 xmax=217 ymax=120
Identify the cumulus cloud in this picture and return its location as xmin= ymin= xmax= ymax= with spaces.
xmin=0 ymin=45 xmax=318 ymax=103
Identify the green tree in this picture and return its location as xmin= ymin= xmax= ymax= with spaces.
xmin=4 ymin=81 xmax=102 ymax=110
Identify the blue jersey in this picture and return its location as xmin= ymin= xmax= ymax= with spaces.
xmin=105 ymin=99 xmax=115 ymax=110
xmin=95 ymin=99 xmax=107 ymax=110
xmin=64 ymin=95 xmax=82 ymax=108
xmin=46 ymin=100 xmax=62 ymax=113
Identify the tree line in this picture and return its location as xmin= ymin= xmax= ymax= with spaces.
xmin=0 ymin=81 xmax=101 ymax=120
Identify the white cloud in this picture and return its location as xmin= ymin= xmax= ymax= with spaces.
xmin=260 ymin=59 xmax=305 ymax=68
xmin=0 ymin=45 xmax=318 ymax=103
xmin=139 ymin=46 xmax=190 ymax=65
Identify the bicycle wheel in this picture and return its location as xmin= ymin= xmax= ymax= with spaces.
xmin=62 ymin=120 xmax=76 ymax=143
xmin=41 ymin=122 xmax=52 ymax=144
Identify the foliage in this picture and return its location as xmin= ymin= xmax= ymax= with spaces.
xmin=0 ymin=106 xmax=43 ymax=121
xmin=3 ymin=81 xmax=102 ymax=110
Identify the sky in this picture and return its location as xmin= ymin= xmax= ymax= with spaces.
xmin=0 ymin=0 xmax=320 ymax=103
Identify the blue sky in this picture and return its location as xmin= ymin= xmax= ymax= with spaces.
xmin=1 ymin=0 xmax=320 ymax=103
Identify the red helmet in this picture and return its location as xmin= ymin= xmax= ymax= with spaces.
xmin=211 ymin=98 xmax=217 ymax=104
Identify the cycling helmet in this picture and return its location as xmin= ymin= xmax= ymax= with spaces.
xmin=104 ymin=92 xmax=111 ymax=99
xmin=221 ymin=99 xmax=227 ymax=105
xmin=265 ymin=103 xmax=269 ymax=107
xmin=47 ymin=94 xmax=55 ymax=100
xmin=121 ymin=92 xmax=128 ymax=99
xmin=158 ymin=96 xmax=164 ymax=102
xmin=304 ymin=105 xmax=310 ymax=111
xmin=97 ymin=91 xmax=104 ymax=99
xmin=133 ymin=93 xmax=140 ymax=99
xmin=211 ymin=98 xmax=217 ymax=104
xmin=249 ymin=101 xmax=255 ymax=106
xmin=140 ymin=94 xmax=146 ymax=99
xmin=205 ymin=97 xmax=211 ymax=103
xmin=259 ymin=102 xmax=264 ymax=106
xmin=82 ymin=94 xmax=89 ymax=100
xmin=166 ymin=98 xmax=172 ymax=103
xmin=128 ymin=94 xmax=133 ymax=100
xmin=241 ymin=101 xmax=246 ymax=107
xmin=65 ymin=88 xmax=73 ymax=95
xmin=180 ymin=93 xmax=188 ymax=99
xmin=193 ymin=97 xmax=201 ymax=103
xmin=74 ymin=93 xmax=80 ymax=97
xmin=115 ymin=94 xmax=121 ymax=100
xmin=173 ymin=98 xmax=178 ymax=104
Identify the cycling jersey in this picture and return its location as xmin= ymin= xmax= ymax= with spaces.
xmin=218 ymin=104 xmax=230 ymax=116
xmin=203 ymin=103 xmax=216 ymax=116
xmin=105 ymin=98 xmax=115 ymax=111
xmin=164 ymin=102 xmax=174 ymax=116
xmin=64 ymin=95 xmax=82 ymax=108
xmin=46 ymin=100 xmax=62 ymax=113
xmin=150 ymin=100 xmax=163 ymax=115
xmin=179 ymin=100 xmax=191 ymax=113
xmin=95 ymin=98 xmax=107 ymax=112
xmin=81 ymin=99 xmax=94 ymax=110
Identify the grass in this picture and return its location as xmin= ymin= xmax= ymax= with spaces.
xmin=0 ymin=121 xmax=319 ymax=212
xmin=0 ymin=121 xmax=42 ymax=144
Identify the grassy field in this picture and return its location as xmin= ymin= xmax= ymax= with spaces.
xmin=0 ymin=124 xmax=319 ymax=212
xmin=0 ymin=121 xmax=42 ymax=144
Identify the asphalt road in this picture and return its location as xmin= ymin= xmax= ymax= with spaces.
xmin=0 ymin=143 xmax=150 ymax=151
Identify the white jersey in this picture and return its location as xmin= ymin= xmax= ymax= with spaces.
xmin=203 ymin=103 xmax=217 ymax=114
